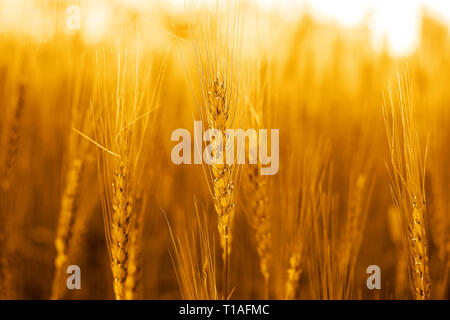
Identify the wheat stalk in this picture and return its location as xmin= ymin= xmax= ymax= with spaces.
xmin=207 ymin=77 xmax=236 ymax=298
xmin=187 ymin=0 xmax=242 ymax=297
xmin=92 ymin=40 xmax=163 ymax=300
xmin=125 ymin=195 xmax=144 ymax=300
xmin=241 ymin=57 xmax=272 ymax=298
xmin=382 ymin=71 xmax=431 ymax=300
xmin=0 ymin=83 xmax=26 ymax=299
xmin=246 ymin=163 xmax=271 ymax=296
xmin=294 ymin=140 xmax=332 ymax=300
xmin=50 ymin=57 xmax=95 ymax=299
xmin=338 ymin=135 xmax=375 ymax=299
xmin=284 ymin=253 xmax=301 ymax=300
xmin=51 ymin=157 xmax=83 ymax=299
xmin=1 ymin=84 xmax=25 ymax=191
xmin=428 ymin=135 xmax=450 ymax=298
xmin=167 ymin=203 xmax=218 ymax=300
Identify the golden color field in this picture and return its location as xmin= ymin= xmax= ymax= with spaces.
xmin=0 ymin=0 xmax=448 ymax=300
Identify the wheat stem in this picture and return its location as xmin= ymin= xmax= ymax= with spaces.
xmin=1 ymin=84 xmax=25 ymax=191
xmin=51 ymin=157 xmax=83 ymax=299
xmin=382 ymin=71 xmax=431 ymax=299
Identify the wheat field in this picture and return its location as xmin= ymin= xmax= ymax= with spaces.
xmin=0 ymin=0 xmax=449 ymax=300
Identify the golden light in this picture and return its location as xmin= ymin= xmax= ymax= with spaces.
xmin=249 ymin=0 xmax=450 ymax=56
xmin=83 ymin=1 xmax=110 ymax=43
xmin=0 ymin=0 xmax=449 ymax=303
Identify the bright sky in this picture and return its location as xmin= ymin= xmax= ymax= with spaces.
xmin=1 ymin=0 xmax=449 ymax=55
xmin=250 ymin=0 xmax=450 ymax=56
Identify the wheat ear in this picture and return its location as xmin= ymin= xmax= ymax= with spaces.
xmin=207 ymin=78 xmax=235 ymax=297
xmin=187 ymin=0 xmax=242 ymax=298
xmin=246 ymin=163 xmax=271 ymax=297
xmin=0 ymin=84 xmax=25 ymax=299
xmin=125 ymin=195 xmax=143 ymax=300
xmin=208 ymin=78 xmax=235 ymax=259
xmin=167 ymin=203 xmax=218 ymax=300
xmin=109 ymin=161 xmax=133 ymax=300
xmin=1 ymin=84 xmax=25 ymax=191
xmin=283 ymin=142 xmax=330 ymax=299
xmin=382 ymin=71 xmax=431 ymax=299
xmin=285 ymin=253 xmax=302 ymax=300
xmin=51 ymin=157 xmax=83 ymax=299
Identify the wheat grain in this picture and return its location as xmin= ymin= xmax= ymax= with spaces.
xmin=109 ymin=160 xmax=133 ymax=300
xmin=0 ymin=83 xmax=26 ymax=299
xmin=282 ymin=141 xmax=331 ymax=299
xmin=285 ymin=253 xmax=301 ymax=300
xmin=125 ymin=195 xmax=144 ymax=300
xmin=241 ymin=59 xmax=272 ymax=298
xmin=208 ymin=77 xmax=235 ymax=259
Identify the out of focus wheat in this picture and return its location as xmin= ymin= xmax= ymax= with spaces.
xmin=0 ymin=0 xmax=448 ymax=300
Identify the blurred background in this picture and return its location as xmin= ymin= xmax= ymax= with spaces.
xmin=0 ymin=0 xmax=449 ymax=299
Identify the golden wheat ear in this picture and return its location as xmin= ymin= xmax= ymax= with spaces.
xmin=382 ymin=71 xmax=431 ymax=300
xmin=187 ymin=0 xmax=243 ymax=298
xmin=91 ymin=39 xmax=164 ymax=300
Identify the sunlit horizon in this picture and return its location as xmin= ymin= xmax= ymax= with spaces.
xmin=1 ymin=0 xmax=450 ymax=56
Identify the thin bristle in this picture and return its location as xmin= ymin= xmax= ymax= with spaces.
xmin=167 ymin=203 xmax=218 ymax=300
xmin=285 ymin=253 xmax=301 ymax=300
